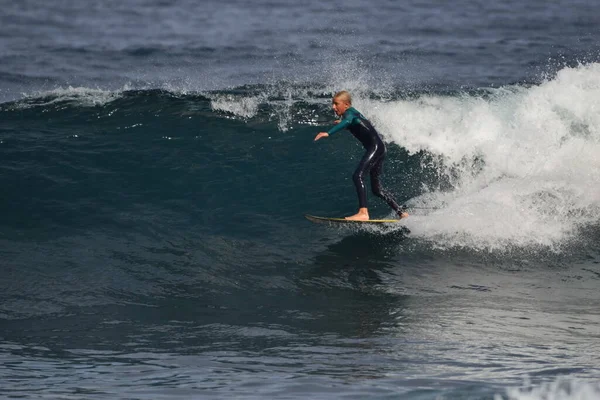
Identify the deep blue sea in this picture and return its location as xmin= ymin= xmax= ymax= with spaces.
xmin=2 ymin=1 xmax=600 ymax=399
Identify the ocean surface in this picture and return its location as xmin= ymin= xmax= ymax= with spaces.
xmin=2 ymin=0 xmax=600 ymax=399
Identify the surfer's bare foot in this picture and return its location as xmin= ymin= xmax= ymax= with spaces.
xmin=345 ymin=208 xmax=369 ymax=221
xmin=398 ymin=212 xmax=409 ymax=219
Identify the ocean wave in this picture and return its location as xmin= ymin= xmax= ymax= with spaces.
xmin=3 ymin=63 xmax=600 ymax=251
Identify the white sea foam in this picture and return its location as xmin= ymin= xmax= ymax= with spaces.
xmin=23 ymin=85 xmax=128 ymax=108
xmin=209 ymin=94 xmax=261 ymax=119
xmin=357 ymin=63 xmax=600 ymax=250
xmin=495 ymin=378 xmax=600 ymax=400
xmin=208 ymin=86 xmax=324 ymax=131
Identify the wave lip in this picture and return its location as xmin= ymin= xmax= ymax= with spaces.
xmin=364 ymin=63 xmax=600 ymax=250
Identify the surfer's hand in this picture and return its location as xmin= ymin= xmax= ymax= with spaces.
xmin=314 ymin=132 xmax=329 ymax=141
xmin=334 ymin=119 xmax=340 ymax=124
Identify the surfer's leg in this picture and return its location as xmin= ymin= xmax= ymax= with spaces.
xmin=370 ymin=156 xmax=409 ymax=219
xmin=346 ymin=150 xmax=377 ymax=221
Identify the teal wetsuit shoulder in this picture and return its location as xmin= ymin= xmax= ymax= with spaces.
xmin=327 ymin=107 xmax=364 ymax=136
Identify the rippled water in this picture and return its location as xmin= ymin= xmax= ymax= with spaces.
xmin=1 ymin=0 xmax=600 ymax=399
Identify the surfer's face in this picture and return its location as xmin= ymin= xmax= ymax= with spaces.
xmin=332 ymin=98 xmax=350 ymax=116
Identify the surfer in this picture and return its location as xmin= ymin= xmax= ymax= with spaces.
xmin=314 ymin=91 xmax=409 ymax=221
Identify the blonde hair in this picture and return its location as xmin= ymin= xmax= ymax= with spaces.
xmin=333 ymin=90 xmax=352 ymax=105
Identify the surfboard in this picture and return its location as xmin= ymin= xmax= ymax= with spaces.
xmin=305 ymin=214 xmax=402 ymax=225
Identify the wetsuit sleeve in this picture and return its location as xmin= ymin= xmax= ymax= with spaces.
xmin=327 ymin=109 xmax=358 ymax=135
xmin=326 ymin=117 xmax=352 ymax=135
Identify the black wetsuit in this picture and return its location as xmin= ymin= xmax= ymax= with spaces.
xmin=327 ymin=107 xmax=403 ymax=216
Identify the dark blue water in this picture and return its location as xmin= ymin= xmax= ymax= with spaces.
xmin=2 ymin=1 xmax=600 ymax=399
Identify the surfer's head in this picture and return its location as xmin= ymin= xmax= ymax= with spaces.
xmin=332 ymin=90 xmax=351 ymax=116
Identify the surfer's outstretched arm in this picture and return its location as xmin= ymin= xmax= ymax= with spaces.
xmin=314 ymin=117 xmax=352 ymax=141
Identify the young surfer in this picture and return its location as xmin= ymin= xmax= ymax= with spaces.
xmin=314 ymin=91 xmax=408 ymax=221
